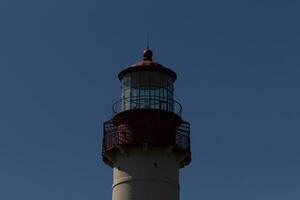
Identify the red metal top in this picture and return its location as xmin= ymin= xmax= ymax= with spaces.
xmin=102 ymin=48 xmax=191 ymax=168
xmin=118 ymin=49 xmax=177 ymax=81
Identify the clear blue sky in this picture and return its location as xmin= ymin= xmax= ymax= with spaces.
xmin=1 ymin=0 xmax=299 ymax=199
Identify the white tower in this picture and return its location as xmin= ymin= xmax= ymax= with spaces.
xmin=102 ymin=49 xmax=191 ymax=200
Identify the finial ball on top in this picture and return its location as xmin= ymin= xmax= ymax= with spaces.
xmin=143 ymin=49 xmax=153 ymax=61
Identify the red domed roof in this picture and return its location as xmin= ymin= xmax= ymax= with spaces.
xmin=118 ymin=49 xmax=177 ymax=81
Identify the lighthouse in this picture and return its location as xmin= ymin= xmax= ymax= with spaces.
xmin=102 ymin=48 xmax=191 ymax=200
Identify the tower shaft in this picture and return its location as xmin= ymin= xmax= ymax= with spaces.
xmin=112 ymin=147 xmax=179 ymax=200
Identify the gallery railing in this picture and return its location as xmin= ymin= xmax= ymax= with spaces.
xmin=102 ymin=120 xmax=190 ymax=153
xmin=112 ymin=96 xmax=182 ymax=117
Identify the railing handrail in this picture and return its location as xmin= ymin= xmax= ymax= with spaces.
xmin=112 ymin=95 xmax=182 ymax=117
